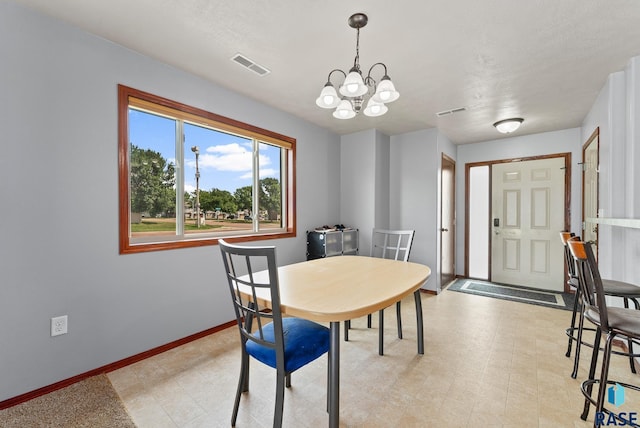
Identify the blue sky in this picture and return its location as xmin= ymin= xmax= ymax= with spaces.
xmin=129 ymin=109 xmax=280 ymax=194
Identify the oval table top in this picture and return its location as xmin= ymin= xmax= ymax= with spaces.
xmin=245 ymin=255 xmax=431 ymax=323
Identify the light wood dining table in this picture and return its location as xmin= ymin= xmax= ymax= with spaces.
xmin=243 ymin=255 xmax=431 ymax=428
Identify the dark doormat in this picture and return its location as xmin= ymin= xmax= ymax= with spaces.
xmin=446 ymin=278 xmax=575 ymax=311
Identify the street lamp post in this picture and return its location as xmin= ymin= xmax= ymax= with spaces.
xmin=191 ymin=146 xmax=200 ymax=228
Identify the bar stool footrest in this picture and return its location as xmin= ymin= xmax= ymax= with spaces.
xmin=566 ymin=327 xmax=640 ymax=357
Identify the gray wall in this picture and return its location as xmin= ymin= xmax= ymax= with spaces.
xmin=390 ymin=129 xmax=439 ymax=291
xmin=0 ymin=3 xmax=340 ymax=401
xmin=374 ymin=131 xmax=391 ymax=231
xmin=340 ymin=129 xmax=391 ymax=256
xmin=340 ymin=129 xmax=378 ymax=252
xmin=342 ymin=127 xmax=454 ymax=293
xmin=582 ymin=57 xmax=640 ymax=286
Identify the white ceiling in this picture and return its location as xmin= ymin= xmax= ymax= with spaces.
xmin=13 ymin=0 xmax=640 ymax=144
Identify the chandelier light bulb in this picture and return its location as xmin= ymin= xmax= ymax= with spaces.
xmin=333 ymin=99 xmax=356 ymax=119
xmin=316 ymin=83 xmax=340 ymax=108
xmin=363 ymin=98 xmax=388 ymax=117
xmin=339 ymin=69 xmax=368 ymax=97
xmin=372 ymin=76 xmax=399 ymax=103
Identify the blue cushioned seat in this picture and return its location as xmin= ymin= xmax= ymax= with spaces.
xmin=246 ymin=317 xmax=330 ymax=373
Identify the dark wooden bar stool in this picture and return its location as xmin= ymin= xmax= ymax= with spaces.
xmin=560 ymin=232 xmax=580 ymax=359
xmin=560 ymin=232 xmax=640 ymax=378
xmin=568 ymin=240 xmax=640 ymax=427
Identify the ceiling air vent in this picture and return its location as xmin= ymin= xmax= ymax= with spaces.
xmin=436 ymin=107 xmax=467 ymax=117
xmin=231 ymin=53 xmax=270 ymax=76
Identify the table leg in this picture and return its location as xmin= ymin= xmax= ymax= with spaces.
xmin=329 ymin=321 xmax=340 ymax=428
xmin=414 ymin=290 xmax=424 ymax=354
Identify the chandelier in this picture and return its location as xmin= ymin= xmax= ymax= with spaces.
xmin=315 ymin=13 xmax=399 ymax=119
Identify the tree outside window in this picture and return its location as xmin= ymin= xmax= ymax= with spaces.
xmin=118 ymin=85 xmax=295 ymax=254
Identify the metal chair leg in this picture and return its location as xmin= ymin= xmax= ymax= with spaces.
xmin=623 ymin=298 xmax=638 ymax=374
xmin=581 ymin=327 xmax=602 ymax=421
xmin=414 ymin=290 xmax=424 ymax=355
xmin=572 ymin=305 xmax=586 ymax=379
xmin=378 ymin=309 xmax=384 ymax=355
xmin=396 ymin=301 xmax=403 ymax=339
xmin=274 ymin=371 xmax=285 ymax=428
xmin=232 ymin=350 xmax=249 ymax=426
xmin=594 ymin=333 xmax=615 ymax=425
xmin=566 ymin=287 xmax=581 ymax=357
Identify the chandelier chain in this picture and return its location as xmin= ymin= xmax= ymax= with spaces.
xmin=353 ymin=27 xmax=360 ymax=70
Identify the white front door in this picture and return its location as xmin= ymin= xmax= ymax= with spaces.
xmin=491 ymin=157 xmax=566 ymax=291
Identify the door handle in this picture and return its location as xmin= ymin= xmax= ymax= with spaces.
xmin=440 ymin=228 xmax=448 ymax=232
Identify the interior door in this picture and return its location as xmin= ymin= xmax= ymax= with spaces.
xmin=440 ymin=154 xmax=456 ymax=289
xmin=491 ymin=157 xmax=566 ymax=290
xmin=582 ymin=129 xmax=599 ymax=257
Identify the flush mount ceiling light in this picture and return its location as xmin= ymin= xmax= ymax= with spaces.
xmin=316 ymin=13 xmax=399 ymax=119
xmin=493 ymin=118 xmax=524 ymax=134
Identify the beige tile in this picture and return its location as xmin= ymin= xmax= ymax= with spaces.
xmin=108 ymin=289 xmax=640 ymax=427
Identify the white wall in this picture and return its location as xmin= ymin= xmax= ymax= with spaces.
xmin=0 ymin=3 xmax=340 ymax=401
xmin=455 ymin=128 xmax=583 ymax=277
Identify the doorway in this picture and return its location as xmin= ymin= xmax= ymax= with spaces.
xmin=465 ymin=153 xmax=571 ymax=291
xmin=440 ymin=154 xmax=456 ymax=289
xmin=582 ymin=128 xmax=599 ymax=258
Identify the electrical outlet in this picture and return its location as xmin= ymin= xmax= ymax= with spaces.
xmin=51 ymin=315 xmax=68 ymax=337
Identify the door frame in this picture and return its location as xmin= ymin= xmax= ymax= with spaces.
xmin=440 ymin=153 xmax=456 ymax=290
xmin=581 ymin=127 xmax=599 ymax=259
xmin=464 ymin=152 xmax=572 ymax=290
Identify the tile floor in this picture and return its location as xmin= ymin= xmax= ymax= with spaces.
xmin=108 ymin=289 xmax=639 ymax=427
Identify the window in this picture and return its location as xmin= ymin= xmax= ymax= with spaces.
xmin=118 ymin=85 xmax=296 ymax=254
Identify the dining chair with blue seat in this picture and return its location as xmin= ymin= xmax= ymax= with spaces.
xmin=219 ymin=239 xmax=330 ymax=428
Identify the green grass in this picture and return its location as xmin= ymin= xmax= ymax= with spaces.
xmin=131 ymin=220 xmax=222 ymax=232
